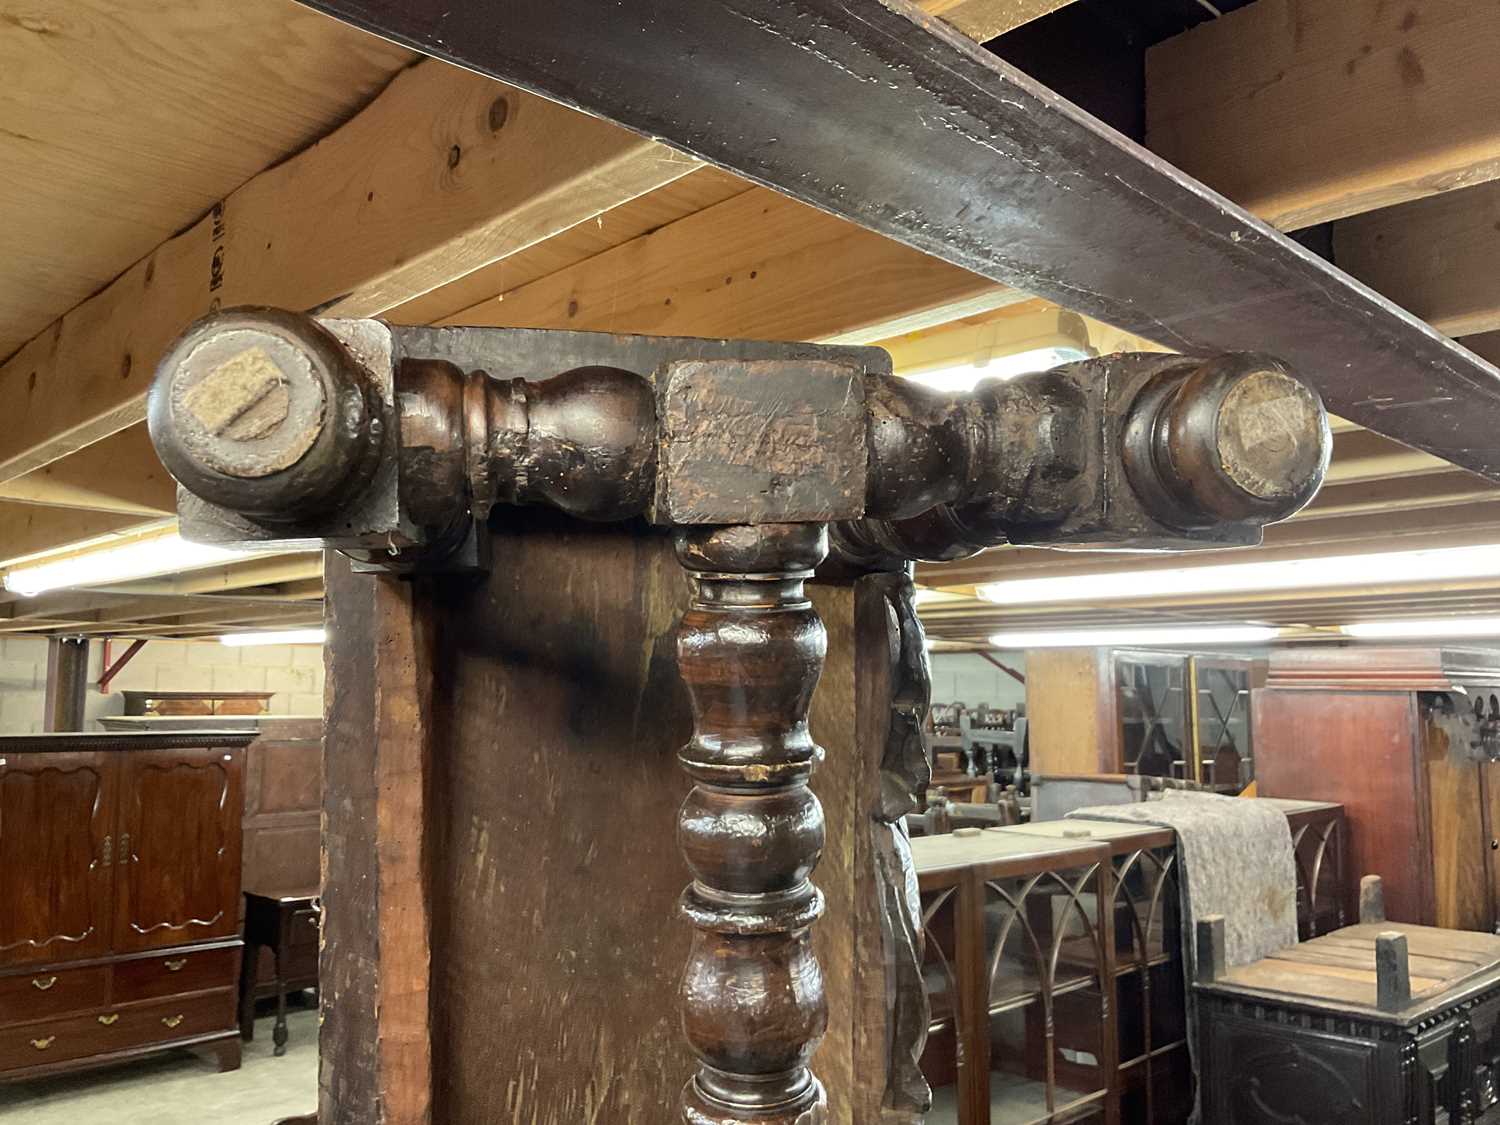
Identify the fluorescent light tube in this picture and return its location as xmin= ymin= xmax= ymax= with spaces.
xmin=977 ymin=544 xmax=1500 ymax=606
xmin=988 ymin=625 xmax=1277 ymax=649
xmin=903 ymin=345 xmax=1089 ymax=393
xmin=3 ymin=532 xmax=264 ymax=597
xmin=219 ymin=629 xmax=326 ymax=647
xmin=1341 ymin=617 xmax=1500 ymax=640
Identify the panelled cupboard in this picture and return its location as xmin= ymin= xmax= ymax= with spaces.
xmin=0 ymin=732 xmax=251 ymax=1080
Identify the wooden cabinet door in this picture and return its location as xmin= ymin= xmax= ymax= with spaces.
xmin=112 ymin=747 xmax=243 ymax=953
xmin=0 ymin=752 xmax=117 ymax=967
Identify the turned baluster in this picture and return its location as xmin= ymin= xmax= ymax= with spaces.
xmin=674 ymin=522 xmax=830 ymax=1125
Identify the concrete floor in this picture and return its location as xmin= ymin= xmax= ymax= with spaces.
xmin=0 ymin=1009 xmax=318 ymax=1125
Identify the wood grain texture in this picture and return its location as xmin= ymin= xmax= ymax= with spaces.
xmin=1422 ymin=712 xmax=1489 ymax=931
xmin=317 ymin=513 xmax=901 ymax=1121
xmin=241 ymin=719 xmax=322 ymax=898
xmin=0 ymin=503 xmax=155 ymax=567
xmin=440 ymin=187 xmax=1024 ymax=344
xmin=1147 ymin=0 xmax=1500 ymax=229
xmin=1254 ymin=691 xmax=1430 ymax=926
xmin=1023 ymin=649 xmax=1112 ymax=775
xmin=0 ymin=58 xmax=695 ymax=482
xmin=916 ymin=0 xmax=1075 ymax=41
xmin=1334 ymin=179 xmax=1500 ymax=339
xmin=112 ymin=747 xmax=243 ymax=953
xmin=0 ymin=425 xmax=174 ymax=515
xmin=320 ymin=554 xmax=432 ymax=1125
xmin=0 ymin=0 xmax=413 ymax=360
xmin=388 ymin=168 xmax=751 ymax=328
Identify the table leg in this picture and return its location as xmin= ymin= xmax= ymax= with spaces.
xmin=273 ymin=943 xmax=289 ymax=1057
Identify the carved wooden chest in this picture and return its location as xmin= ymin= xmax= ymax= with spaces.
xmin=1197 ymin=922 xmax=1500 ymax=1125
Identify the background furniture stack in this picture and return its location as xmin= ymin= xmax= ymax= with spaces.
xmin=0 ymin=731 xmax=250 ymax=1080
xmin=238 ymin=717 xmax=322 ymax=1047
xmin=1026 ymin=649 xmax=1260 ymax=790
xmin=1256 ymin=647 xmax=1500 ymax=931
xmin=915 ymin=799 xmax=1347 ymax=1124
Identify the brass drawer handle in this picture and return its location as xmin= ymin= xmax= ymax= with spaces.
xmin=97 ymin=1013 xmax=119 ymax=1026
xmin=161 ymin=1014 xmax=184 ymax=1029
xmin=31 ymin=976 xmax=57 ymax=991
xmin=164 ymin=959 xmax=187 ymax=972
xmin=30 ymin=1036 xmax=55 ymax=1051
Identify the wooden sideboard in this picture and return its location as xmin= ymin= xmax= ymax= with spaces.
xmin=1256 ymin=647 xmax=1500 ymax=931
xmin=0 ymin=731 xmax=251 ymax=1080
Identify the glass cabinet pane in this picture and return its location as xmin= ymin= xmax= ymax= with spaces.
xmin=1193 ymin=659 xmax=1253 ymax=791
xmin=983 ymin=865 xmax=1108 ymax=1123
xmin=921 ymin=882 xmax=963 ymax=1123
xmin=1111 ymin=845 xmax=1188 ymax=1125
xmin=1116 ymin=655 xmax=1190 ymax=779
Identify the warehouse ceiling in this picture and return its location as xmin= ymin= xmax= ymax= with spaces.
xmin=1 ymin=0 xmax=1499 ymax=643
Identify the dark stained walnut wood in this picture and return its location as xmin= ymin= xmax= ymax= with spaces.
xmin=112 ymin=746 xmax=243 ymax=953
xmin=0 ymin=733 xmax=249 ymax=1083
xmin=675 ymin=523 xmax=831 ymax=1124
xmin=320 ymin=554 xmax=434 ymax=1125
xmin=0 ymin=752 xmax=116 ymax=968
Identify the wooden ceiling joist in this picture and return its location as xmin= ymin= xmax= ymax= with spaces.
xmin=1335 ymin=181 xmax=1500 ymax=339
xmin=0 ymin=58 xmax=698 ymax=482
xmin=1147 ymin=0 xmax=1500 ymax=229
xmin=0 ymin=503 xmax=156 ymax=567
xmin=0 ymin=0 xmax=413 ymax=359
xmin=444 ymin=187 xmax=1026 ymax=343
xmin=0 ymin=425 xmax=173 ymax=515
xmin=917 ymin=0 xmax=1076 ymax=42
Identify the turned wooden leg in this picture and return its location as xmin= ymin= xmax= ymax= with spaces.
xmin=273 ymin=944 xmax=289 ymax=1057
xmin=674 ymin=523 xmax=829 ymax=1125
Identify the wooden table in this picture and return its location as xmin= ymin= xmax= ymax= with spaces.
xmin=239 ymin=889 xmax=319 ymax=1057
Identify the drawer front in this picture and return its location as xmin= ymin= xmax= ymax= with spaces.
xmin=112 ymin=945 xmax=239 ymax=1004
xmin=0 ymin=966 xmax=109 ymax=1027
xmin=289 ymin=907 xmax=320 ymax=949
xmin=0 ymin=990 xmax=235 ymax=1073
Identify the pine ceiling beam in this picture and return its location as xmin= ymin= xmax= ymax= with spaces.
xmin=0 ymin=59 xmax=697 ymax=483
xmin=1147 ymin=0 xmax=1500 ymax=229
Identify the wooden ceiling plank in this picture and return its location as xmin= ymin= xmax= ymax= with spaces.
xmin=386 ymin=168 xmax=752 ymax=327
xmin=1147 ymin=0 xmax=1500 ymax=229
xmin=441 ymin=187 xmax=1026 ymax=343
xmin=1334 ymin=182 xmax=1500 ymax=339
xmin=89 ymin=555 xmax=325 ymax=597
xmin=917 ymin=0 xmax=1076 ymax=41
xmin=0 ymin=425 xmax=174 ymax=514
xmin=0 ymin=504 xmax=156 ymax=567
xmin=1297 ymin=471 xmax=1500 ymax=521
xmin=0 ymin=58 xmax=698 ymax=482
xmin=0 ymin=0 xmax=413 ymax=359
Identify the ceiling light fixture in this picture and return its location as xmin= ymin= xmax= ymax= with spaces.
xmin=1341 ymin=617 xmax=1500 ymax=640
xmin=977 ymin=544 xmax=1500 ymax=606
xmin=903 ymin=345 xmax=1090 ymax=393
xmin=219 ymin=629 xmax=327 ymax=648
xmin=2 ymin=531 xmax=288 ymax=598
xmin=988 ymin=625 xmax=1278 ymax=649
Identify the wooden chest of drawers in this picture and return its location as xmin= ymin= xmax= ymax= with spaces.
xmin=0 ymin=733 xmax=251 ymax=1081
